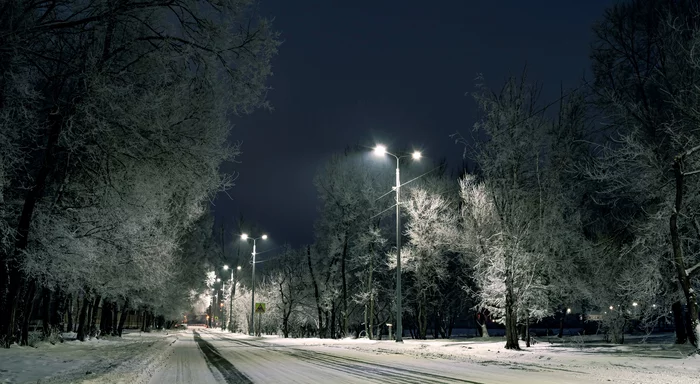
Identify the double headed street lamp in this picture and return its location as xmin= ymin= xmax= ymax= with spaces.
xmin=241 ymin=233 xmax=268 ymax=336
xmin=373 ymin=144 xmax=421 ymax=343
xmin=223 ymin=264 xmax=242 ymax=332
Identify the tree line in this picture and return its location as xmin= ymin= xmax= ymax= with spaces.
xmin=0 ymin=0 xmax=279 ymax=347
xmin=253 ymin=0 xmax=700 ymax=351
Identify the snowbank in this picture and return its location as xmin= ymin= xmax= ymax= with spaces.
xmin=0 ymin=329 xmax=184 ymax=384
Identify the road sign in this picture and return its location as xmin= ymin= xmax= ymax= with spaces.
xmin=255 ymin=302 xmax=266 ymax=314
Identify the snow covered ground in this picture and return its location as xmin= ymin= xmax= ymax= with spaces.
xmin=0 ymin=329 xmax=181 ymax=384
xmin=1 ymin=328 xmax=698 ymax=383
xmin=249 ymin=332 xmax=700 ymax=384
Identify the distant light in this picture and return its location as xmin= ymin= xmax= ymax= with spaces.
xmin=412 ymin=151 xmax=422 ymax=160
xmin=262 ymin=234 xmax=268 ymax=240
xmin=632 ymin=302 xmax=638 ymax=307
xmin=374 ymin=145 xmax=387 ymax=156
xmin=566 ymin=308 xmax=571 ymax=314
xmin=216 ymin=278 xmax=221 ymax=282
xmin=609 ymin=306 xmax=614 ymax=310
xmin=652 ymin=304 xmax=657 ymax=308
xmin=241 ymin=233 xmax=248 ymax=240
xmin=223 ymin=265 xmax=229 ymax=270
xmin=237 ymin=266 xmax=242 ymax=270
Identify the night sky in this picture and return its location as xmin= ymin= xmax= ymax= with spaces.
xmin=213 ymin=0 xmax=614 ymax=248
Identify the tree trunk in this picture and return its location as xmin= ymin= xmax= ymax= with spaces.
xmin=672 ymin=301 xmax=687 ymax=344
xmin=330 ymin=301 xmax=336 ymax=339
xmin=100 ymin=302 xmax=112 ymax=336
xmin=417 ymin=294 xmax=428 ymax=339
xmin=66 ymin=294 xmax=74 ymax=333
xmin=363 ymin=304 xmax=368 ymax=339
xmin=525 ymin=312 xmax=531 ymax=348
xmin=41 ymin=287 xmax=51 ymax=338
xmin=76 ymin=295 xmax=90 ymax=341
xmin=368 ymin=249 xmax=374 ymax=340
xmin=89 ymin=295 xmax=101 ymax=337
xmin=306 ymin=246 xmax=325 ymax=338
xmin=283 ymin=310 xmax=290 ymax=338
xmin=117 ymin=299 xmax=129 ymax=337
xmin=341 ymin=233 xmax=349 ymax=338
xmin=685 ymin=310 xmax=698 ymax=347
xmin=51 ymin=289 xmax=65 ymax=332
xmin=145 ymin=311 xmax=152 ymax=332
xmin=112 ymin=302 xmax=118 ymax=335
xmin=433 ymin=309 xmax=439 ymax=339
xmin=670 ymin=158 xmax=700 ymax=348
xmin=558 ymin=312 xmax=564 ymax=338
xmin=504 ymin=276 xmax=520 ymax=350
xmin=99 ymin=302 xmax=107 ymax=335
xmin=447 ymin=313 xmax=455 ymax=338
xmin=20 ymin=281 xmax=38 ymax=346
xmin=229 ymin=281 xmax=236 ymax=332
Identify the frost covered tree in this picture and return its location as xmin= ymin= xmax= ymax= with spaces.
xmin=456 ymin=75 xmax=588 ymax=350
xmin=351 ymin=226 xmax=388 ymax=339
xmin=0 ymin=0 xmax=279 ymax=347
xmin=586 ymin=0 xmax=700 ymax=347
xmin=399 ymin=175 xmax=458 ymax=339
xmin=311 ymin=148 xmax=395 ymax=338
xmin=268 ymin=245 xmax=312 ymax=338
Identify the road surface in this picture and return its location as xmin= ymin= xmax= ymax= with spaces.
xmin=149 ymin=328 xmax=591 ymax=384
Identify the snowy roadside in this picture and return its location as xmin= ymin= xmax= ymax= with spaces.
xmin=0 ymin=330 xmax=183 ymax=384
xmin=253 ymin=333 xmax=700 ymax=384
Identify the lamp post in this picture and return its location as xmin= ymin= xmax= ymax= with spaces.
xmin=241 ymin=233 xmax=268 ymax=336
xmin=224 ymin=265 xmax=242 ymax=332
xmin=373 ymin=144 xmax=421 ymax=343
xmin=209 ymin=288 xmax=215 ymax=328
xmin=215 ymin=278 xmax=221 ymax=327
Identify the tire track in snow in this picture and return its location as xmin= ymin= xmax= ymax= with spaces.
xmin=211 ymin=332 xmax=483 ymax=384
xmin=193 ymin=330 xmax=253 ymax=383
xmin=209 ymin=334 xmax=410 ymax=384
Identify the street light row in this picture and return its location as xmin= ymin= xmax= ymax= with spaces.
xmin=210 ymin=233 xmax=268 ymax=336
xmin=212 ymin=143 xmax=420 ymax=342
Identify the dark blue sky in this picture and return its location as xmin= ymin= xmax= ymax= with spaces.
xmin=214 ymin=0 xmax=614 ymax=247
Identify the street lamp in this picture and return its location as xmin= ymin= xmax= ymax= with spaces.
xmin=241 ymin=233 xmax=268 ymax=336
xmin=223 ymin=265 xmax=242 ymax=332
xmin=373 ymin=144 xmax=421 ymax=343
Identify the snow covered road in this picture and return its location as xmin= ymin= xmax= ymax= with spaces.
xmin=2 ymin=329 xmax=696 ymax=383
xmin=149 ymin=329 xmax=593 ymax=384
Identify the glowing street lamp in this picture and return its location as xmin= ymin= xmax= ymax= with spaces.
xmin=241 ymin=233 xmax=268 ymax=336
xmin=372 ymin=144 xmax=421 ymax=343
